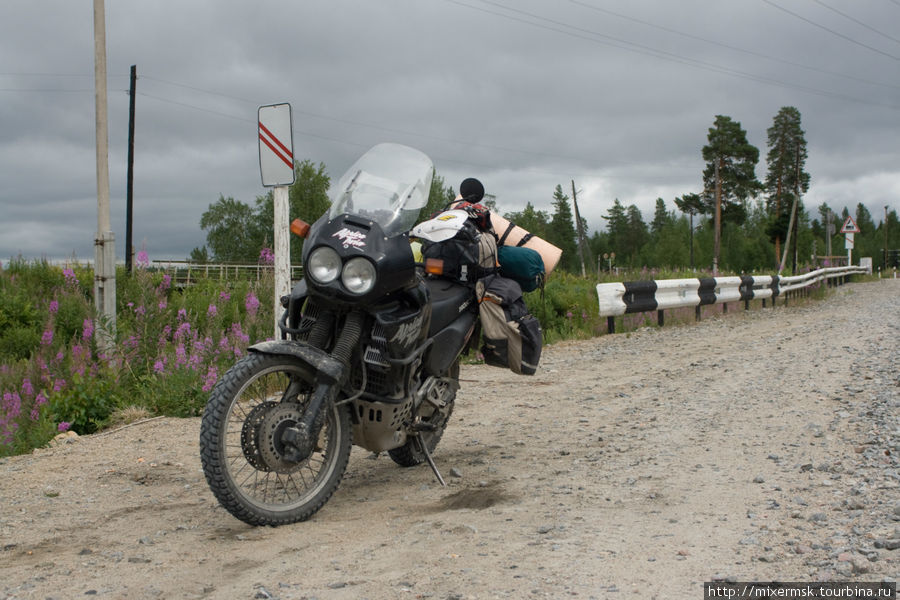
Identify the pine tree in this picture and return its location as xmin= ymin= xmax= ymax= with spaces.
xmin=547 ymin=185 xmax=579 ymax=272
xmin=701 ymin=115 xmax=763 ymax=273
xmin=765 ymin=106 xmax=810 ymax=266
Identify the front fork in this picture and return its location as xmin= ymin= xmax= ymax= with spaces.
xmin=280 ymin=310 xmax=366 ymax=462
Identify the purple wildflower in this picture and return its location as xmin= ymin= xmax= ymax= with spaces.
xmin=49 ymin=299 xmax=59 ymax=314
xmin=245 ymin=292 xmax=260 ymax=317
xmin=207 ymin=304 xmax=217 ymax=317
xmin=136 ymin=250 xmax=150 ymax=268
xmin=41 ymin=329 xmax=54 ymax=346
xmin=82 ymin=319 xmax=94 ymax=340
xmin=219 ymin=291 xmax=230 ymax=302
xmin=202 ymin=366 xmax=218 ymax=393
xmin=63 ymin=268 xmax=78 ymax=286
xmin=153 ymin=359 xmax=166 ymax=375
xmin=58 ymin=422 xmax=71 ymax=432
xmin=259 ymin=247 xmax=275 ymax=264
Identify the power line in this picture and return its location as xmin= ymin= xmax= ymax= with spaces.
xmin=810 ymin=0 xmax=900 ymax=46
xmin=441 ymin=0 xmax=900 ymax=109
xmin=139 ymin=75 xmax=609 ymax=164
xmin=567 ymin=0 xmax=900 ymax=91
xmin=760 ymin=0 xmax=900 ymax=60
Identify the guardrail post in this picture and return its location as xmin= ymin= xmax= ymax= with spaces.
xmin=657 ymin=310 xmax=664 ymax=327
xmin=722 ymin=302 xmax=727 ymax=314
xmin=607 ymin=316 xmax=615 ymax=334
xmin=695 ymin=305 xmax=701 ymax=321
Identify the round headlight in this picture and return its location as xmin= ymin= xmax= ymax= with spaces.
xmin=341 ymin=257 xmax=376 ymax=295
xmin=307 ymin=246 xmax=341 ymax=283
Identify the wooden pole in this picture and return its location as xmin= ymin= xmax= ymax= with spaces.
xmin=93 ymin=0 xmax=116 ymax=347
xmin=125 ymin=65 xmax=136 ymax=274
xmin=274 ymin=185 xmax=291 ymax=338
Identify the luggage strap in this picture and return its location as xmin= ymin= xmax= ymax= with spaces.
xmin=498 ymin=222 xmax=516 ymax=246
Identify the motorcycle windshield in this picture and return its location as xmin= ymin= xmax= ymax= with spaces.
xmin=329 ymin=143 xmax=434 ymax=238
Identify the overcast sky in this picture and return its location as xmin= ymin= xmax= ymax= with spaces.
xmin=2 ymin=0 xmax=898 ymax=262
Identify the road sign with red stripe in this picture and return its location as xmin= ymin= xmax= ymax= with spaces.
xmin=258 ymin=103 xmax=295 ymax=187
xmin=840 ymin=215 xmax=861 ymax=234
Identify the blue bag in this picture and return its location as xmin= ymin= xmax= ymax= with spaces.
xmin=497 ymin=245 xmax=544 ymax=293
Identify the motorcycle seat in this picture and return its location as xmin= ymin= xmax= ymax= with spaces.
xmin=425 ymin=279 xmax=475 ymax=336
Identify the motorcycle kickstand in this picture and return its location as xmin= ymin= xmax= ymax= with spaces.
xmin=414 ymin=435 xmax=446 ymax=487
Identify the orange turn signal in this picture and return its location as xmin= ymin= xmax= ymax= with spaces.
xmin=424 ymin=258 xmax=445 ymax=276
xmin=290 ymin=218 xmax=310 ymax=238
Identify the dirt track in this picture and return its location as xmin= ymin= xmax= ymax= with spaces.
xmin=2 ymin=280 xmax=898 ymax=599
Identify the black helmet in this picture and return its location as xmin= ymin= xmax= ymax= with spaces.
xmin=459 ymin=178 xmax=484 ymax=202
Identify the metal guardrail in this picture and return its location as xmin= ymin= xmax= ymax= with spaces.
xmin=149 ymin=260 xmax=303 ymax=286
xmin=596 ymin=266 xmax=868 ymax=334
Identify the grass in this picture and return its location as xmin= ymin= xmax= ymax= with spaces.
xmin=0 ymin=258 xmax=860 ymax=456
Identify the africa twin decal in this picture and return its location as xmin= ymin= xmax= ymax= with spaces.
xmin=332 ymin=228 xmax=367 ymax=249
xmin=390 ymin=314 xmax=425 ymax=348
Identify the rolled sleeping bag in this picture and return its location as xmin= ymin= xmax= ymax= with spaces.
xmin=451 ymin=197 xmax=562 ymax=274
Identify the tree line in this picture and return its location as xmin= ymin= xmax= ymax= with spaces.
xmin=192 ymin=106 xmax=899 ymax=275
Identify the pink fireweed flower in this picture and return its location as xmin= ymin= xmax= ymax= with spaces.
xmin=244 ymin=292 xmax=260 ymax=317
xmin=134 ymin=305 xmax=146 ymax=316
xmin=230 ymin=322 xmax=250 ymax=345
xmin=175 ymin=343 xmax=187 ymax=366
xmin=202 ymin=366 xmax=218 ymax=393
xmin=136 ymin=250 xmax=150 ymax=268
xmin=48 ymin=299 xmax=59 ymax=314
xmin=63 ymin=268 xmax=78 ymax=286
xmin=41 ymin=329 xmax=54 ymax=346
xmin=82 ymin=319 xmax=94 ymax=340
xmin=53 ymin=378 xmax=66 ymax=392
xmin=259 ymin=247 xmax=275 ymax=264
xmin=174 ymin=322 xmax=191 ymax=342
xmin=157 ymin=274 xmax=171 ymax=292
xmin=2 ymin=391 xmax=22 ymax=419
xmin=30 ymin=392 xmax=49 ymax=421
xmin=219 ymin=291 xmax=230 ymax=302
xmin=21 ymin=378 xmax=34 ymax=398
xmin=158 ymin=300 xmax=167 ymax=311
xmin=153 ymin=359 xmax=166 ymax=374
xmin=58 ymin=422 xmax=71 ymax=432
xmin=207 ymin=304 xmax=217 ymax=317
xmin=177 ymin=308 xmax=187 ymax=321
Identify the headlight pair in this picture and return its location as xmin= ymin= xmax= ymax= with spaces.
xmin=307 ymin=246 xmax=377 ymax=295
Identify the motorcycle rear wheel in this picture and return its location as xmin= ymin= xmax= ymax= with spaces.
xmin=200 ymin=352 xmax=352 ymax=526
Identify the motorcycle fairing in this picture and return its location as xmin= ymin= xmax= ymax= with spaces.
xmin=302 ymin=216 xmax=417 ymax=304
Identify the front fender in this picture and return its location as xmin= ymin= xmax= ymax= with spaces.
xmin=249 ymin=340 xmax=344 ymax=384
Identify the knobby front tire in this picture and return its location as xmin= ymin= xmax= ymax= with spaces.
xmin=199 ymin=353 xmax=352 ymax=526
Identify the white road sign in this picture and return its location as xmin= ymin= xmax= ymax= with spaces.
xmin=258 ymin=103 xmax=295 ymax=187
xmin=840 ymin=215 xmax=861 ymax=234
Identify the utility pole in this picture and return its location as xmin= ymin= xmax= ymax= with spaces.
xmin=570 ymin=180 xmax=588 ymax=278
xmin=792 ymin=145 xmax=801 ymax=274
xmin=93 ymin=0 xmax=116 ymax=348
xmin=826 ymin=209 xmax=833 ymax=258
xmin=125 ymin=65 xmax=136 ymax=273
xmin=713 ymin=160 xmax=722 ymax=276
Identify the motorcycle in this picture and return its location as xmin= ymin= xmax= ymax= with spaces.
xmin=200 ymin=143 xmax=484 ymax=526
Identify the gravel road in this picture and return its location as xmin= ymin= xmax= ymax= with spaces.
xmin=1 ymin=279 xmax=898 ymax=600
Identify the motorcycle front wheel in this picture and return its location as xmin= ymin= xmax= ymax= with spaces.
xmin=199 ymin=352 xmax=352 ymax=526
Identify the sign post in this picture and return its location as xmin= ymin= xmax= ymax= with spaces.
xmin=841 ymin=216 xmax=861 ymax=267
xmin=258 ymin=103 xmax=295 ymax=338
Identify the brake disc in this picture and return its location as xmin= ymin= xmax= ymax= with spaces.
xmin=258 ymin=404 xmax=306 ymax=474
xmin=240 ymin=401 xmax=277 ymax=471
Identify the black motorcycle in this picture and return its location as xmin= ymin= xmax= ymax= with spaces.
xmin=200 ymin=143 xmax=483 ymax=525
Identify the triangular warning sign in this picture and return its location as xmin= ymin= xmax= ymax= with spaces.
xmin=840 ymin=216 xmax=861 ymax=234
